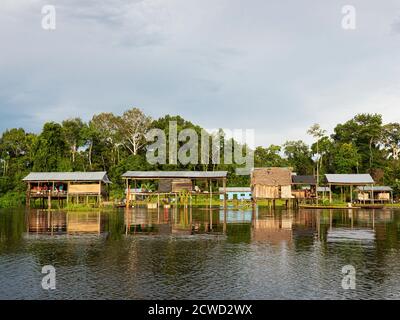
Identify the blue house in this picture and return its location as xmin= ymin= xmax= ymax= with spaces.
xmin=219 ymin=187 xmax=252 ymax=200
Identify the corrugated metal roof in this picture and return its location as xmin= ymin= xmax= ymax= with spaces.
xmin=23 ymin=172 xmax=111 ymax=183
xmin=325 ymin=174 xmax=374 ymax=184
xmin=292 ymin=175 xmax=316 ymax=185
xmin=122 ymin=171 xmax=227 ymax=179
xmin=218 ymin=187 xmax=251 ymax=192
xmin=356 ymin=186 xmax=393 ymax=192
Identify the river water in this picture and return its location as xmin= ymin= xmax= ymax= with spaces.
xmin=0 ymin=207 xmax=399 ymax=299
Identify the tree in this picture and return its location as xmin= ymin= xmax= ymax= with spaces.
xmin=333 ymin=143 xmax=360 ymax=173
xmin=283 ymin=140 xmax=314 ymax=175
xmin=254 ymin=145 xmax=286 ymax=167
xmin=382 ymin=123 xmax=400 ymax=160
xmin=307 ymin=123 xmax=327 ymax=192
xmin=91 ymin=113 xmax=123 ymax=166
xmin=332 ymin=113 xmax=384 ymax=171
xmin=62 ymin=118 xmax=85 ymax=165
xmin=0 ymin=128 xmax=35 ymax=193
xmin=118 ymin=108 xmax=152 ymax=155
xmin=32 ymin=122 xmax=70 ymax=172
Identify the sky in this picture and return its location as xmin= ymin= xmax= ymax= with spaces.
xmin=1 ymin=0 xmax=400 ymax=146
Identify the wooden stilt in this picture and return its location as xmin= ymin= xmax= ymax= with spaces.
xmin=126 ymin=178 xmax=130 ymax=209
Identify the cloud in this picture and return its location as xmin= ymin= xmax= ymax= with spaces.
xmin=1 ymin=0 xmax=400 ymax=146
xmin=391 ymin=16 xmax=400 ymax=34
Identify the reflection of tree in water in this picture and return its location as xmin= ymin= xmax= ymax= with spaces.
xmin=0 ymin=209 xmax=26 ymax=252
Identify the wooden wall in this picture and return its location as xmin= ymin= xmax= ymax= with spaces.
xmin=69 ymin=183 xmax=101 ymax=194
xmin=253 ymin=184 xmax=292 ymax=199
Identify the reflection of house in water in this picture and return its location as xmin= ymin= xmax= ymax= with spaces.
xmin=29 ymin=210 xmax=67 ymax=233
xmin=327 ymin=228 xmax=375 ymax=243
xmin=125 ymin=207 xmax=213 ymax=236
xmin=28 ymin=210 xmax=103 ymax=235
xmin=252 ymin=213 xmax=293 ymax=245
xmin=323 ymin=209 xmax=382 ymax=244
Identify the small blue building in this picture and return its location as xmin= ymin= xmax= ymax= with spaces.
xmin=219 ymin=187 xmax=252 ymax=200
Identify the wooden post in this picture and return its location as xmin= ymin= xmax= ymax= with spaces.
xmin=222 ymin=178 xmax=227 ymax=210
xmin=329 ymin=183 xmax=332 ymax=204
xmin=126 ymin=179 xmax=130 ymax=208
xmin=26 ymin=182 xmax=31 ymax=208
xmin=98 ymin=181 xmax=102 ymax=207
xmin=209 ymin=179 xmax=212 ymax=209
xmin=371 ymin=184 xmax=375 ymax=204
xmin=350 ymin=185 xmax=353 ymax=204
xmin=67 ymin=182 xmax=70 ymax=206
xmin=48 ymin=189 xmax=51 ymax=210
xmin=134 ymin=180 xmax=137 ymax=206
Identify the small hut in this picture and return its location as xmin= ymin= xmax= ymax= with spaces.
xmin=324 ymin=174 xmax=375 ymax=204
xmin=291 ymin=175 xmax=317 ymax=199
xmin=251 ymin=167 xmax=293 ymax=200
xmin=23 ymin=171 xmax=111 ymax=208
xmin=218 ymin=187 xmax=252 ymax=200
xmin=122 ymin=171 xmax=228 ymax=208
xmin=355 ymin=186 xmax=393 ymax=203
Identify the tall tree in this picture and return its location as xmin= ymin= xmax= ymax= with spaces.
xmin=333 ymin=143 xmax=360 ymax=173
xmin=32 ymin=122 xmax=70 ymax=172
xmin=118 ymin=108 xmax=152 ymax=155
xmin=382 ymin=123 xmax=400 ymax=160
xmin=62 ymin=118 xmax=85 ymax=165
xmin=283 ymin=140 xmax=314 ymax=175
xmin=307 ymin=123 xmax=327 ymax=191
xmin=332 ymin=113 xmax=384 ymax=171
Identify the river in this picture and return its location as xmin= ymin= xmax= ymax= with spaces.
xmin=0 ymin=207 xmax=399 ymax=299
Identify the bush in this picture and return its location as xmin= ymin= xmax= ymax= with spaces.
xmin=0 ymin=192 xmax=25 ymax=208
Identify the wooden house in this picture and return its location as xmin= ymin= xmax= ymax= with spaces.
xmin=23 ymin=172 xmax=111 ymax=208
xmin=122 ymin=171 xmax=228 ymax=208
xmin=250 ymin=167 xmax=293 ymax=200
xmin=218 ymin=187 xmax=252 ymax=200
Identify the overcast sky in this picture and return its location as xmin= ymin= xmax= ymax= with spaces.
xmin=1 ymin=0 xmax=400 ymax=146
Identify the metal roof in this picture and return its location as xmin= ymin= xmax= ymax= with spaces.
xmin=122 ymin=171 xmax=228 ymax=179
xmin=325 ymin=174 xmax=374 ymax=185
xmin=292 ymin=175 xmax=316 ymax=185
xmin=218 ymin=187 xmax=251 ymax=192
xmin=23 ymin=172 xmax=111 ymax=183
xmin=356 ymin=186 xmax=393 ymax=192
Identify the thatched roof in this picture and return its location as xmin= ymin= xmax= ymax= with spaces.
xmin=251 ymin=168 xmax=292 ymax=186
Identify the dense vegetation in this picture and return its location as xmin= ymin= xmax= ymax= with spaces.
xmin=0 ymin=109 xmax=399 ymax=207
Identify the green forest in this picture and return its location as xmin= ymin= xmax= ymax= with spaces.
xmin=0 ymin=108 xmax=399 ymax=207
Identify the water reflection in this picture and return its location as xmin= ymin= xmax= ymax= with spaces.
xmin=1 ymin=207 xmax=400 ymax=299
xmin=27 ymin=210 xmax=103 ymax=235
xmin=24 ymin=207 xmax=395 ymax=247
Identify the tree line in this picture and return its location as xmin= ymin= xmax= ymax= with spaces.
xmin=0 ymin=109 xmax=399 ymax=207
